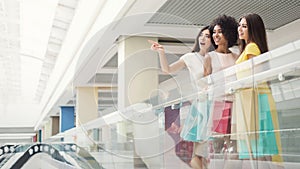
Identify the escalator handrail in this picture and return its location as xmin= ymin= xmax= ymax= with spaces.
xmin=10 ymin=143 xmax=72 ymax=169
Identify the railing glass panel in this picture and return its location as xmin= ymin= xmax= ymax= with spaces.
xmin=46 ymin=40 xmax=300 ymax=169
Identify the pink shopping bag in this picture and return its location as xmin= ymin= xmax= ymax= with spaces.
xmin=212 ymin=101 xmax=232 ymax=134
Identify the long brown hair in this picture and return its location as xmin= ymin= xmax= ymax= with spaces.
xmin=192 ymin=26 xmax=214 ymax=52
xmin=238 ymin=13 xmax=269 ymax=53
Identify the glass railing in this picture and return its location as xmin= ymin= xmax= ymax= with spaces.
xmin=43 ymin=39 xmax=300 ymax=169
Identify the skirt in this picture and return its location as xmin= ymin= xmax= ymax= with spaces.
xmin=234 ymin=87 xmax=280 ymax=159
xmin=180 ymin=98 xmax=210 ymax=142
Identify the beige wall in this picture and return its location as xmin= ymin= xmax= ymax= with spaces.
xmin=76 ymin=87 xmax=98 ymax=126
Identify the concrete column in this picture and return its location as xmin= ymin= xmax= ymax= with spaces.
xmin=76 ymin=87 xmax=98 ymax=126
xmin=43 ymin=120 xmax=52 ymax=140
xmin=116 ymin=121 xmax=127 ymax=143
xmin=38 ymin=129 xmax=42 ymax=142
xmin=117 ymin=36 xmax=160 ymax=168
xmin=51 ymin=116 xmax=59 ymax=136
xmin=101 ymin=125 xmax=111 ymax=149
xmin=118 ymin=36 xmax=159 ymax=108
xmin=60 ymin=106 xmax=75 ymax=132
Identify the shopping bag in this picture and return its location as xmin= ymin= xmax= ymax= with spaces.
xmin=212 ymin=101 xmax=232 ymax=134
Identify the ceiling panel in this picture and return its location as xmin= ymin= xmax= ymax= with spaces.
xmin=34 ymin=0 xmax=79 ymax=102
xmin=0 ymin=0 xmax=20 ymax=104
xmin=147 ymin=0 xmax=300 ymax=30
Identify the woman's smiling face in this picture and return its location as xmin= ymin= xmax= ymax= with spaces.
xmin=198 ymin=29 xmax=211 ymax=51
xmin=238 ymin=18 xmax=249 ymax=42
xmin=213 ymin=25 xmax=227 ymax=46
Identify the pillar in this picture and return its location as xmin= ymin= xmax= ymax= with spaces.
xmin=44 ymin=120 xmax=52 ymax=140
xmin=118 ymin=36 xmax=159 ymax=107
xmin=38 ymin=129 xmax=42 ymax=142
xmin=60 ymin=106 xmax=75 ymax=132
xmin=51 ymin=116 xmax=59 ymax=136
xmin=117 ymin=36 xmax=160 ymax=168
xmin=76 ymin=87 xmax=98 ymax=126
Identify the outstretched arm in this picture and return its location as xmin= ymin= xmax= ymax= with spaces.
xmin=149 ymin=40 xmax=186 ymax=74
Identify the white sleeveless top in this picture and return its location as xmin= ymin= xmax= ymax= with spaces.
xmin=206 ymin=51 xmax=237 ymax=101
xmin=180 ymin=52 xmax=205 ymax=88
xmin=207 ymin=51 xmax=237 ymax=73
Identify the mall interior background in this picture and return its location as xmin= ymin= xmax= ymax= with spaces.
xmin=0 ymin=0 xmax=300 ymax=168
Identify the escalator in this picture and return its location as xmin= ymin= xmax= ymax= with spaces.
xmin=0 ymin=143 xmax=103 ymax=169
xmin=52 ymin=143 xmax=104 ymax=169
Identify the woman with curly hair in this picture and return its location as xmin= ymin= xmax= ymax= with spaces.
xmin=204 ymin=14 xmax=239 ymax=75
xmin=203 ymin=14 xmax=239 ymax=162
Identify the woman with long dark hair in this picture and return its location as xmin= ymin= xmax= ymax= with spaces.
xmin=235 ymin=13 xmax=283 ymax=165
xmin=150 ymin=26 xmax=213 ymax=169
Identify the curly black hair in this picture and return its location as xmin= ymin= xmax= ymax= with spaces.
xmin=209 ymin=14 xmax=238 ymax=49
